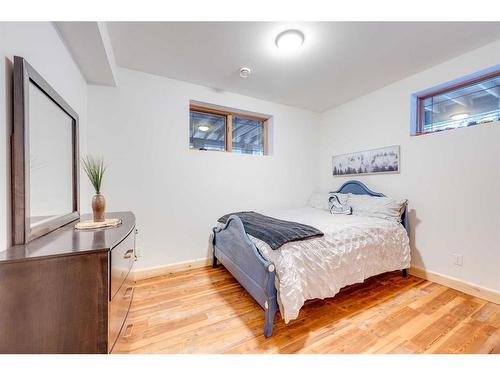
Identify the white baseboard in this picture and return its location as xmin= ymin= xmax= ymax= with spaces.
xmin=409 ymin=266 xmax=500 ymax=305
xmin=132 ymin=257 xmax=211 ymax=281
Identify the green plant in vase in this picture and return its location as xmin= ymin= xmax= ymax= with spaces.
xmin=82 ymin=156 xmax=106 ymax=222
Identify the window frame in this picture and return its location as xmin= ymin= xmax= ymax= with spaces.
xmin=189 ymin=104 xmax=269 ymax=155
xmin=410 ymin=64 xmax=500 ymax=136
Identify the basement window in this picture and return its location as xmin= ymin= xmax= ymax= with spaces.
xmin=190 ymin=111 xmax=226 ymax=151
xmin=189 ymin=103 xmax=270 ymax=155
xmin=411 ymin=65 xmax=500 ymax=135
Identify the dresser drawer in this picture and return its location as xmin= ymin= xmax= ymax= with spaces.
xmin=108 ymin=268 xmax=134 ymax=353
xmin=110 ymin=228 xmax=135 ymax=300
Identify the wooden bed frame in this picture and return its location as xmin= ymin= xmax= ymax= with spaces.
xmin=211 ymin=180 xmax=409 ymax=337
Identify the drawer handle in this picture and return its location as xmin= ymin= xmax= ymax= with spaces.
xmin=123 ymin=323 xmax=134 ymax=338
xmin=124 ymin=287 xmax=133 ymax=299
xmin=123 ymin=249 xmax=134 ymax=259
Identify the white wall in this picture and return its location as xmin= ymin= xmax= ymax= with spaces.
xmin=87 ymin=67 xmax=320 ymax=269
xmin=319 ymin=39 xmax=500 ymax=292
xmin=0 ymin=22 xmax=88 ymax=250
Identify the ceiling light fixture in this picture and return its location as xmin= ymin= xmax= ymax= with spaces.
xmin=239 ymin=67 xmax=252 ymax=78
xmin=275 ymin=29 xmax=305 ymax=53
xmin=198 ymin=125 xmax=210 ymax=132
xmin=450 ymin=113 xmax=470 ymax=121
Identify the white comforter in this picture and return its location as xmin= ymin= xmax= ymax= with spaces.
xmin=246 ymin=207 xmax=411 ymax=323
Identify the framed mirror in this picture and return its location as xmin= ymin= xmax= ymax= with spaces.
xmin=12 ymin=56 xmax=79 ymax=245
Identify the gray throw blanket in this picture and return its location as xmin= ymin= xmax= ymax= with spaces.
xmin=217 ymin=211 xmax=324 ymax=250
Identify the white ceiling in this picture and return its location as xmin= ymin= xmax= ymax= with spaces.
xmin=102 ymin=22 xmax=499 ymax=112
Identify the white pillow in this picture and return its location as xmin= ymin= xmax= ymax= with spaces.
xmin=307 ymin=191 xmax=330 ymax=210
xmin=346 ymin=193 xmax=407 ymax=222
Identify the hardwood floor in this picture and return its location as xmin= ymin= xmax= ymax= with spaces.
xmin=112 ymin=266 xmax=500 ymax=354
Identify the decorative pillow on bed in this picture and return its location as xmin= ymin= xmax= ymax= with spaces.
xmin=347 ymin=194 xmax=407 ymax=222
xmin=307 ymin=191 xmax=331 ymax=210
xmin=328 ymin=194 xmax=352 ymax=215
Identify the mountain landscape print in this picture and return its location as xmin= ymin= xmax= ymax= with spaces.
xmin=332 ymin=145 xmax=400 ymax=176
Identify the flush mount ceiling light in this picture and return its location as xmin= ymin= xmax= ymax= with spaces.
xmin=450 ymin=113 xmax=470 ymax=120
xmin=239 ymin=67 xmax=252 ymax=78
xmin=198 ymin=125 xmax=210 ymax=132
xmin=275 ymin=29 xmax=305 ymax=53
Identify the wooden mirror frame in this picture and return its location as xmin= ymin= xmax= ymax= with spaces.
xmin=12 ymin=56 xmax=80 ymax=245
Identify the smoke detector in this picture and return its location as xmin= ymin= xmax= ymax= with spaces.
xmin=239 ymin=67 xmax=252 ymax=78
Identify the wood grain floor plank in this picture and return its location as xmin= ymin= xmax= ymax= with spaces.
xmin=411 ymin=298 xmax=483 ymax=352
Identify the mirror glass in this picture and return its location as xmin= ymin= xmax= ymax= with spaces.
xmin=28 ymin=81 xmax=74 ymax=228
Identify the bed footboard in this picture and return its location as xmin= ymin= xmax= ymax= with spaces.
xmin=212 ymin=215 xmax=278 ymax=337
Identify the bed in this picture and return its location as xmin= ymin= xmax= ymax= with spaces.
xmin=212 ymin=180 xmax=410 ymax=337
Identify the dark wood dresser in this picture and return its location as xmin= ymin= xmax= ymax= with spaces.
xmin=0 ymin=211 xmax=136 ymax=353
